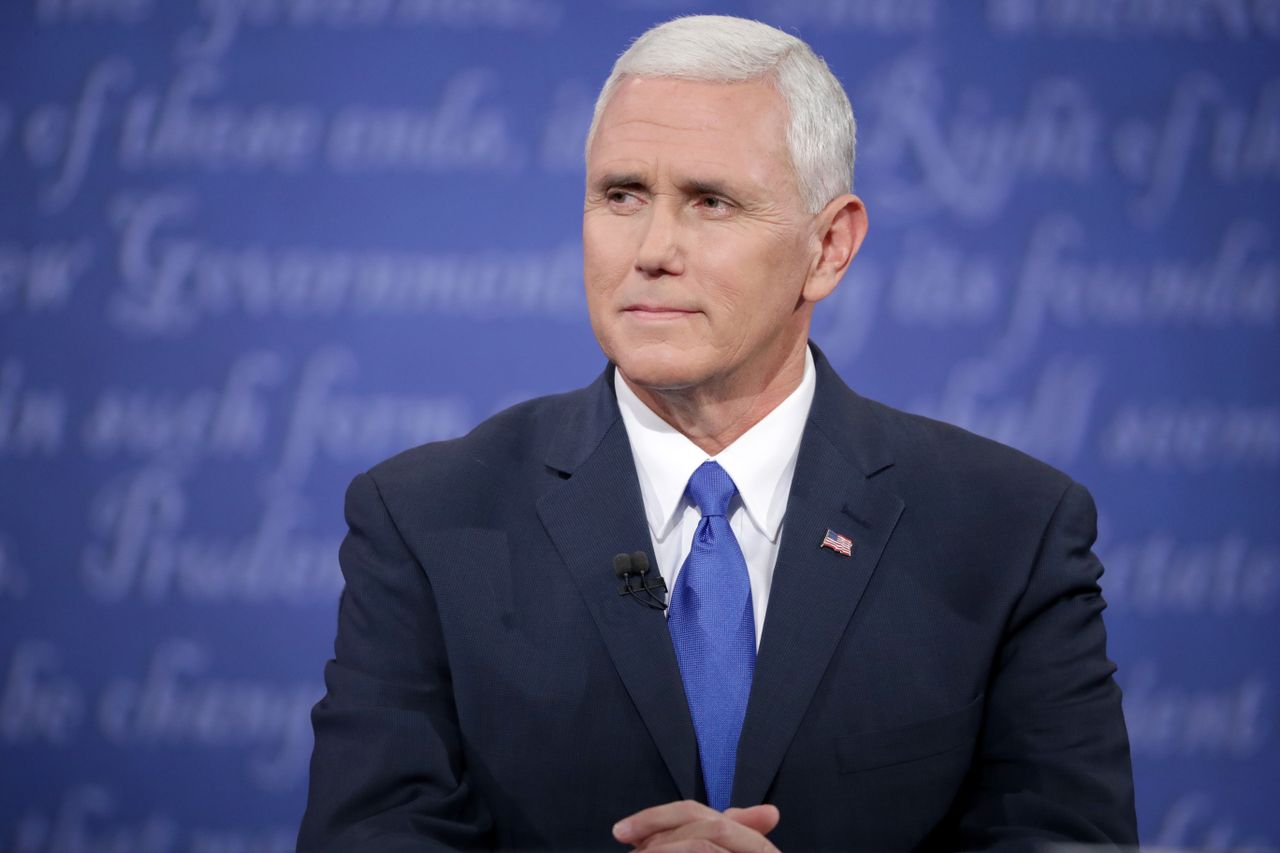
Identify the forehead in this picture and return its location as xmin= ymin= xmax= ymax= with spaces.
xmin=587 ymin=76 xmax=794 ymax=189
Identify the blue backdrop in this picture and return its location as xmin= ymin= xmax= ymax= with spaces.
xmin=2 ymin=1 xmax=1278 ymax=850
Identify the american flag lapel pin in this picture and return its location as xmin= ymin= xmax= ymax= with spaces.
xmin=820 ymin=528 xmax=854 ymax=557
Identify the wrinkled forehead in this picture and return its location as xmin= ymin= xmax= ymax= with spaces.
xmin=586 ymin=76 xmax=795 ymax=191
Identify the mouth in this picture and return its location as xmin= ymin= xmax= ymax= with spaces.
xmin=623 ymin=304 xmax=698 ymax=320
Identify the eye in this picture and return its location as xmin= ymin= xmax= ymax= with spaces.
xmin=698 ymin=195 xmax=734 ymax=215
xmin=605 ymin=189 xmax=644 ymax=211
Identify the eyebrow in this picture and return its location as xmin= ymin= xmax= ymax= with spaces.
xmin=590 ymin=173 xmax=743 ymax=201
xmin=591 ymin=172 xmax=647 ymax=194
xmin=681 ymin=178 xmax=737 ymax=199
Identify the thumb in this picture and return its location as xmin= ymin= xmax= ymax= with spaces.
xmin=724 ymin=804 xmax=781 ymax=834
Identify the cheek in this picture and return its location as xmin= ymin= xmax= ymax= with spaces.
xmin=582 ymin=229 xmax=628 ymax=349
xmin=701 ymin=236 xmax=804 ymax=320
xmin=583 ymin=219 xmax=632 ymax=293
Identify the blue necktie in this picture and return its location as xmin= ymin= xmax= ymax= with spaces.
xmin=668 ymin=460 xmax=756 ymax=811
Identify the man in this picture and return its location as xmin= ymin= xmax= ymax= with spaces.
xmin=299 ymin=15 xmax=1137 ymax=852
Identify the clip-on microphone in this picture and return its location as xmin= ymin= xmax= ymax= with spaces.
xmin=613 ymin=551 xmax=668 ymax=610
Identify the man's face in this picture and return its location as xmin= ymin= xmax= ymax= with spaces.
xmin=583 ymin=76 xmax=822 ymax=393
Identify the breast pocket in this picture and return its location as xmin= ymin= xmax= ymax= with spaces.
xmin=835 ymin=693 xmax=985 ymax=773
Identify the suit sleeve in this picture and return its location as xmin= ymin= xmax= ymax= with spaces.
xmin=952 ymin=480 xmax=1138 ymax=850
xmin=297 ymin=472 xmax=492 ymax=852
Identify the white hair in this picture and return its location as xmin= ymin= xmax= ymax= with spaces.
xmin=584 ymin=15 xmax=857 ymax=214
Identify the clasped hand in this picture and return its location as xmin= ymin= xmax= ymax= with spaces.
xmin=613 ymin=800 xmax=781 ymax=852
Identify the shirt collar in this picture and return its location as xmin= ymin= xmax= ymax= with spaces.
xmin=615 ymin=347 xmax=816 ymax=543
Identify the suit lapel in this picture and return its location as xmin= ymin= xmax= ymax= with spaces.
xmin=535 ymin=371 xmax=700 ymax=801
xmin=732 ymin=351 xmax=905 ymax=806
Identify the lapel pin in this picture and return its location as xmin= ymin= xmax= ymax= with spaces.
xmin=820 ymin=528 xmax=854 ymax=557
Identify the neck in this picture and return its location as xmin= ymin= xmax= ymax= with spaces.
xmin=621 ymin=339 xmax=809 ymax=456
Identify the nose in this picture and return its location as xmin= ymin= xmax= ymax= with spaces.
xmin=634 ymin=199 xmax=684 ymax=278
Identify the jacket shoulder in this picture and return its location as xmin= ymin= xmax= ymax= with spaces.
xmin=860 ymin=395 xmax=1077 ymax=511
xmin=358 ymin=384 xmax=588 ymax=524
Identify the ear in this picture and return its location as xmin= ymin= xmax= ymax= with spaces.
xmin=802 ymin=194 xmax=868 ymax=304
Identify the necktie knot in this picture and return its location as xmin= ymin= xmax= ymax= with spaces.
xmin=686 ymin=460 xmax=737 ymax=518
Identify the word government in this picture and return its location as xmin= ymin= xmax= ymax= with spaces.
xmin=109 ymin=193 xmax=583 ymax=334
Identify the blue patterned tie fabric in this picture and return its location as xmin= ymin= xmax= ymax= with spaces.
xmin=668 ymin=460 xmax=756 ymax=811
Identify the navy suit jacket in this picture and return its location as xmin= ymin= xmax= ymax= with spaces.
xmin=299 ymin=347 xmax=1137 ymax=851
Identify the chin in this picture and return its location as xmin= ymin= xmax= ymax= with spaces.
xmin=612 ymin=345 xmax=710 ymax=392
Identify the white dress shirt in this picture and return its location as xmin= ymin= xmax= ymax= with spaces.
xmin=614 ymin=348 xmax=817 ymax=648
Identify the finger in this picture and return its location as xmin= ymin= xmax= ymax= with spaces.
xmin=634 ymin=816 xmax=780 ymax=853
xmin=641 ymin=841 xmax=732 ymax=853
xmin=614 ymin=800 xmax=720 ymax=845
xmin=722 ymin=805 xmax=780 ymax=835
